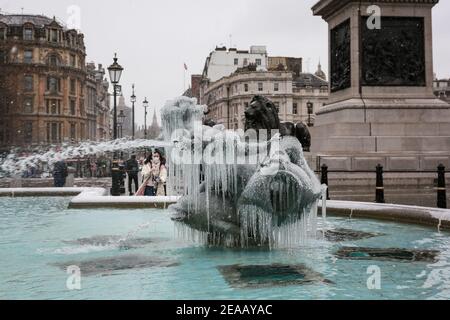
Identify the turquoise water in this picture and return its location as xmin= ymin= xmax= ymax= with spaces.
xmin=1 ymin=197 xmax=450 ymax=300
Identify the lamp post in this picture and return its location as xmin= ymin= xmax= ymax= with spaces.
xmin=118 ymin=110 xmax=126 ymax=138
xmin=307 ymin=101 xmax=313 ymax=127
xmin=130 ymin=84 xmax=136 ymax=140
xmin=143 ymin=97 xmax=149 ymax=139
xmin=107 ymin=53 xmax=123 ymax=140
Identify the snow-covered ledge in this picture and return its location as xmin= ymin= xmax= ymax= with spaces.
xmin=0 ymin=187 xmax=180 ymax=209
xmin=319 ymin=200 xmax=450 ymax=231
xmin=0 ymin=187 xmax=107 ymax=198
xmin=69 ymin=191 xmax=181 ymax=209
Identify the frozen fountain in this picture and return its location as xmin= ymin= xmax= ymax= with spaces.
xmin=162 ymin=96 xmax=327 ymax=248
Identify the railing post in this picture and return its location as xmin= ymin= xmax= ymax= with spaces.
xmin=375 ymin=164 xmax=385 ymax=203
xmin=321 ymin=164 xmax=330 ymax=200
xmin=437 ymin=164 xmax=447 ymax=209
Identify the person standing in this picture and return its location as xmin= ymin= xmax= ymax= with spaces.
xmin=125 ymin=155 xmax=140 ymax=195
xmin=53 ymin=159 xmax=68 ymax=188
xmin=138 ymin=151 xmax=167 ymax=196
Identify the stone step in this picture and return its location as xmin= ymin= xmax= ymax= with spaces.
xmin=311 ymin=122 xmax=450 ymax=137
xmin=312 ymin=136 xmax=450 ymax=153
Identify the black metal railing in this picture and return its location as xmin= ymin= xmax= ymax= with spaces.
xmin=317 ymin=164 xmax=448 ymax=208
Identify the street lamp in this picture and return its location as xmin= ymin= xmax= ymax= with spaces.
xmin=130 ymin=84 xmax=136 ymax=140
xmin=143 ymin=97 xmax=149 ymax=139
xmin=307 ymin=101 xmax=314 ymax=127
xmin=107 ymin=53 xmax=123 ymax=140
xmin=118 ymin=110 xmax=126 ymax=138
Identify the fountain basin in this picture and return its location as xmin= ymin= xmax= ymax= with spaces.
xmin=1 ymin=195 xmax=450 ymax=300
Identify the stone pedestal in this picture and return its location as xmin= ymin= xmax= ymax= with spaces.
xmin=311 ymin=0 xmax=450 ymax=158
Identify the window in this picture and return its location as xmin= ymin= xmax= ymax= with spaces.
xmin=70 ymin=54 xmax=76 ymax=67
xmin=258 ymin=83 xmax=263 ymax=92
xmin=256 ymin=58 xmax=262 ymax=66
xmin=23 ymin=97 xmax=33 ymax=113
xmin=47 ymin=122 xmax=61 ymax=143
xmin=79 ymin=100 xmax=84 ymax=116
xmin=24 ymin=50 xmax=33 ymax=63
xmin=243 ymin=58 xmax=248 ymax=66
xmin=23 ymin=28 xmax=33 ymax=40
xmin=80 ymin=123 xmax=85 ymax=140
xmin=24 ymin=122 xmax=33 ymax=143
xmin=47 ymin=77 xmax=60 ymax=93
xmin=70 ymin=79 xmax=76 ymax=95
xmin=0 ymin=28 xmax=6 ymax=40
xmin=46 ymin=99 xmax=61 ymax=114
xmin=70 ymin=123 xmax=76 ymax=140
xmin=51 ymin=29 xmax=58 ymax=42
xmin=234 ymin=58 xmax=238 ymax=65
xmin=48 ymin=55 xmax=60 ymax=67
xmin=70 ymin=100 xmax=76 ymax=115
xmin=274 ymin=83 xmax=279 ymax=92
xmin=293 ymin=103 xmax=298 ymax=115
xmin=24 ymin=75 xmax=33 ymax=92
xmin=244 ymin=83 xmax=248 ymax=92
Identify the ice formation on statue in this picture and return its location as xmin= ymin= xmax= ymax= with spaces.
xmin=162 ymin=96 xmax=326 ymax=248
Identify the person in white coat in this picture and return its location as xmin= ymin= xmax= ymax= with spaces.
xmin=138 ymin=150 xmax=167 ymax=196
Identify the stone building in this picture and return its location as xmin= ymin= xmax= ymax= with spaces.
xmin=182 ymin=74 xmax=202 ymax=103
xmin=202 ymin=46 xmax=268 ymax=83
xmin=433 ymin=78 xmax=450 ymax=104
xmin=0 ymin=13 xmax=111 ymax=149
xmin=199 ymin=47 xmax=328 ymax=129
xmin=86 ymin=62 xmax=110 ymax=141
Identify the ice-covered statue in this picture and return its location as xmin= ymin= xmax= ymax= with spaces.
xmin=162 ymin=95 xmax=326 ymax=248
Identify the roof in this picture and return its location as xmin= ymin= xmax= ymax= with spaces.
xmin=294 ymin=73 xmax=328 ymax=87
xmin=0 ymin=14 xmax=65 ymax=29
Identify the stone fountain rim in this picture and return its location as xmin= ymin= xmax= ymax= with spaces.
xmin=0 ymin=187 xmax=449 ymax=230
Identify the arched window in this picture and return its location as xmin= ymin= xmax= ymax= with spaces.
xmin=47 ymin=76 xmax=61 ymax=93
xmin=48 ymin=54 xmax=61 ymax=67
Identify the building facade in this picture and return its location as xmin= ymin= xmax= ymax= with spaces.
xmin=433 ymin=78 xmax=450 ymax=104
xmin=202 ymin=46 xmax=268 ymax=83
xmin=201 ymin=69 xmax=328 ymax=129
xmin=199 ymin=46 xmax=328 ymax=129
xmin=86 ymin=62 xmax=110 ymax=141
xmin=0 ymin=13 xmax=111 ymax=149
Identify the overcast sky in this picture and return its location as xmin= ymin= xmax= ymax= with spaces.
xmin=1 ymin=0 xmax=449 ymax=125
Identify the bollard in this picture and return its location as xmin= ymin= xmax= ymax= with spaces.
xmin=375 ymin=164 xmax=385 ymax=203
xmin=437 ymin=164 xmax=447 ymax=209
xmin=320 ymin=164 xmax=330 ymax=200
xmin=65 ymin=166 xmax=76 ymax=187
xmin=111 ymin=168 xmax=122 ymax=196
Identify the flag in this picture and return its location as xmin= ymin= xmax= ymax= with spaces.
xmin=184 ymin=63 xmax=188 ymax=71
